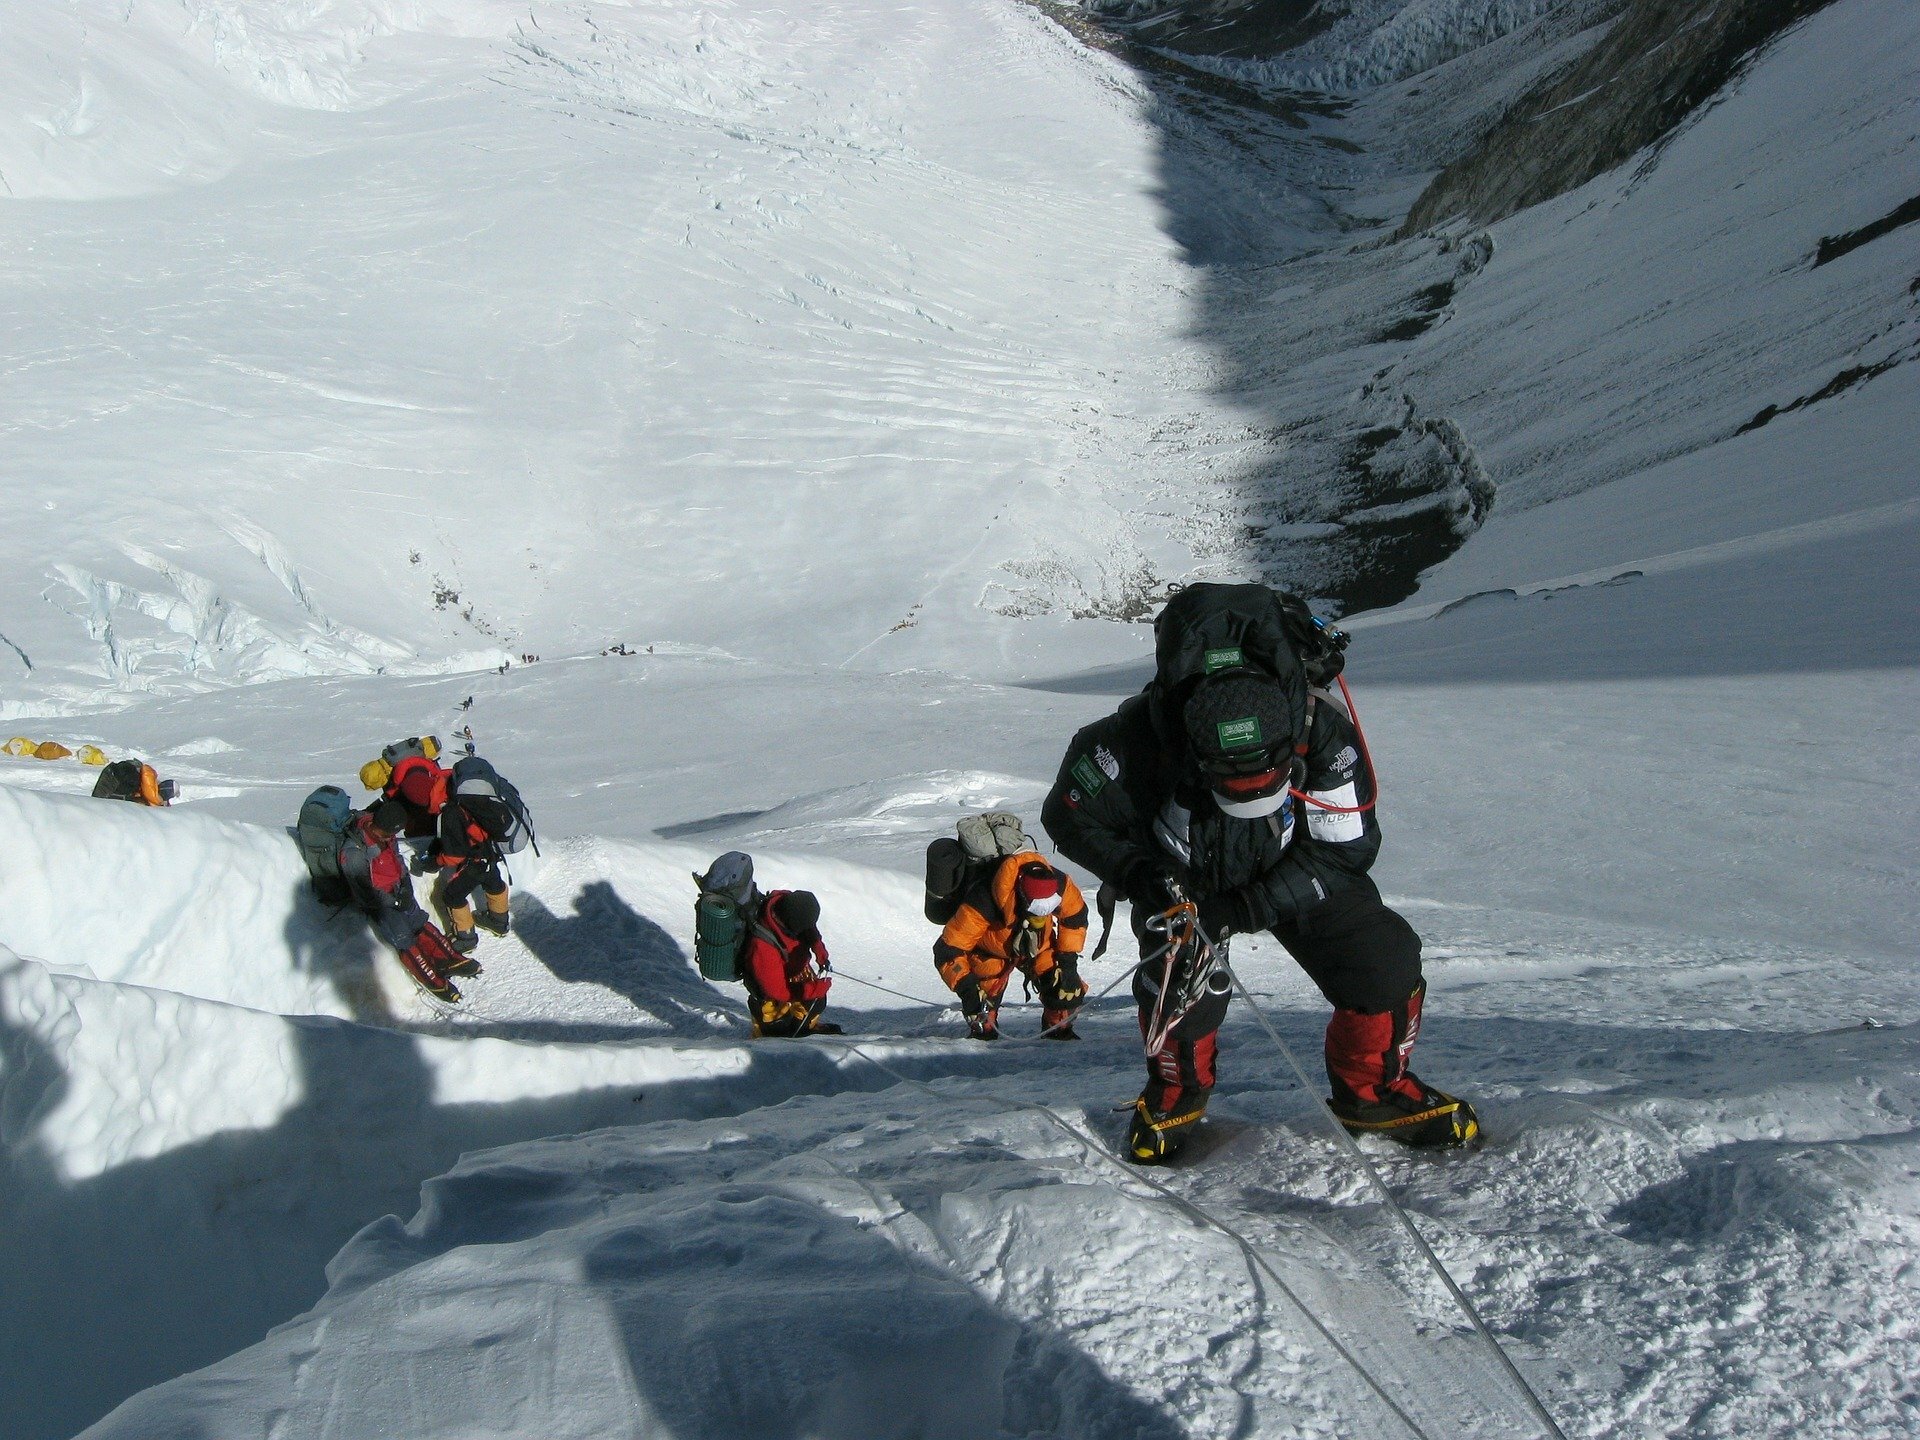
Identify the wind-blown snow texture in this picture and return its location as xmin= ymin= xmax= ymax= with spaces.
xmin=1 ymin=1 xmax=1916 ymax=1438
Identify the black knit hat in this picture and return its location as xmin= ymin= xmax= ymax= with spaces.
xmin=1181 ymin=674 xmax=1294 ymax=774
xmin=775 ymin=890 xmax=821 ymax=937
xmin=369 ymin=799 xmax=411 ymax=835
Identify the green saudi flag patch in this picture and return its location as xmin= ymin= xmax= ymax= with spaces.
xmin=1203 ymin=646 xmax=1245 ymax=674
xmin=1217 ymin=716 xmax=1262 ymax=750
xmin=1070 ymin=754 xmax=1106 ymax=795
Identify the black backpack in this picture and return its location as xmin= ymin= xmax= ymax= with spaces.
xmin=1147 ymin=584 xmax=1349 ymax=743
xmin=450 ymin=755 xmax=536 ymax=855
xmin=91 ymin=759 xmax=173 ymax=804
xmin=923 ymin=811 xmax=1033 ymax=925
xmin=91 ymin=759 xmax=146 ymax=802
xmin=1153 ymin=583 xmax=1348 ymax=687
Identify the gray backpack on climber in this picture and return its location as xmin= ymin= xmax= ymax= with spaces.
xmin=295 ymin=786 xmax=355 ymax=906
xmin=450 ymin=755 xmax=537 ymax=855
xmin=923 ymin=810 xmax=1035 ymax=924
xmin=692 ymin=850 xmax=765 ymax=982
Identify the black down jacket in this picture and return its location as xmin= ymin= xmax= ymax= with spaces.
xmin=1041 ymin=689 xmax=1381 ymax=934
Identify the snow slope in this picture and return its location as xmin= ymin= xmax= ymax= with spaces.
xmin=0 ymin=0 xmax=1916 ymax=1437
xmin=0 ymin=0 xmax=1267 ymax=716
xmin=6 ymin=739 xmax=1917 ymax=1439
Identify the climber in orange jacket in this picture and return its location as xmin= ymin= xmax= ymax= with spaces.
xmin=933 ymin=852 xmax=1089 ymax=1040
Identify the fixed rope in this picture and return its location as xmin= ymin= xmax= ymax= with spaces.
xmin=830 ymin=964 xmax=1134 ymax=1043
xmin=1229 ymin=975 xmax=1569 ymax=1440
xmin=809 ymin=1027 xmax=1440 ymax=1440
xmin=810 ymin=943 xmax=1566 ymax=1439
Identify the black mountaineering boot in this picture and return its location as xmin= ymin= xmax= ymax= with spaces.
xmin=1330 ymin=1077 xmax=1479 ymax=1148
xmin=1125 ymin=1096 xmax=1205 ymax=1164
xmin=967 ymin=1006 xmax=1001 ymax=1041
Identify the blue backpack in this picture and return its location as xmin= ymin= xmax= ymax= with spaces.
xmin=451 ymin=755 xmax=537 ymax=855
xmin=295 ymin=786 xmax=355 ymax=904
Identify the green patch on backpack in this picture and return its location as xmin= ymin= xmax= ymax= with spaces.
xmin=1070 ymin=754 xmax=1107 ymax=796
xmin=1203 ymin=645 xmax=1245 ymax=674
xmin=1217 ymin=716 xmax=1263 ymax=750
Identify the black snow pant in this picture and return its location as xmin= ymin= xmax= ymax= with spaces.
xmin=442 ymin=855 xmax=507 ymax=911
xmin=1268 ymin=874 xmax=1423 ymax=1015
xmin=1133 ymin=874 xmax=1423 ymax=1114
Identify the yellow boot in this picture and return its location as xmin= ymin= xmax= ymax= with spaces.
xmin=476 ymin=887 xmax=510 ymax=937
xmin=446 ymin=903 xmax=479 ymax=954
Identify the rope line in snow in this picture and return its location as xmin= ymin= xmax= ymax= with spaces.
xmin=828 ymin=970 xmax=949 ymax=1010
xmin=1229 ymin=976 xmax=1570 ymax=1440
xmin=828 ymin=964 xmax=1134 ymax=1044
xmin=808 ymin=1027 xmax=1439 ymax=1440
xmin=811 ymin=957 xmax=1567 ymax=1439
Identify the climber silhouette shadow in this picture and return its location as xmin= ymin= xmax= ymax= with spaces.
xmin=514 ymin=880 xmax=734 ymax=1036
xmin=583 ymin=1140 xmax=1189 ymax=1440
xmin=0 ymin=952 xmax=954 ymax=1440
xmin=282 ymin=878 xmax=399 ymax=1026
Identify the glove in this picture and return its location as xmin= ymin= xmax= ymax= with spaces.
xmin=1123 ymin=857 xmax=1186 ymax=911
xmin=1046 ymin=955 xmax=1086 ymax=1006
xmin=953 ymin=974 xmax=987 ymax=1018
xmin=408 ymin=847 xmax=436 ymax=876
xmin=1198 ymin=889 xmax=1248 ymax=940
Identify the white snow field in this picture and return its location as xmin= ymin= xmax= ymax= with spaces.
xmin=1 ymin=0 xmax=1917 ymax=1437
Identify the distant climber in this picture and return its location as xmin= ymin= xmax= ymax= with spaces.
xmin=933 ymin=850 xmax=1088 ymax=1040
xmin=90 ymin=757 xmax=176 ymax=807
xmin=741 ymin=889 xmax=839 ymax=1038
xmin=339 ymin=798 xmax=473 ymax=1002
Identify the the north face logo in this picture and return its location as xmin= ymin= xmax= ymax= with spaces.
xmin=1216 ymin=716 xmax=1262 ymax=749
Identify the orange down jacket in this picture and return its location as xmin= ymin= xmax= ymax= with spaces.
xmin=933 ymin=851 xmax=1087 ymax=992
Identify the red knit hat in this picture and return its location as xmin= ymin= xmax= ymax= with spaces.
xmin=1016 ymin=864 xmax=1062 ymax=916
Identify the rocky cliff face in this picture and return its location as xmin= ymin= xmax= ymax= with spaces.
xmin=1401 ymin=0 xmax=1840 ymax=232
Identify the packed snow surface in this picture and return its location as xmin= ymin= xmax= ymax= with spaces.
xmin=1 ymin=1 xmax=1917 ymax=1438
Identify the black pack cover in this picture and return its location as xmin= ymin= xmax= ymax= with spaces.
xmin=923 ymin=837 xmax=973 ymax=925
xmin=923 ymin=812 xmax=1034 ymax=925
xmin=91 ymin=759 xmax=146 ymax=803
xmin=450 ymin=755 xmax=536 ymax=854
xmin=1147 ymin=584 xmax=1348 ymax=750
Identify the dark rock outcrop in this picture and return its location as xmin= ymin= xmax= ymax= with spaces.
xmin=1401 ymin=0 xmax=1841 ymax=235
